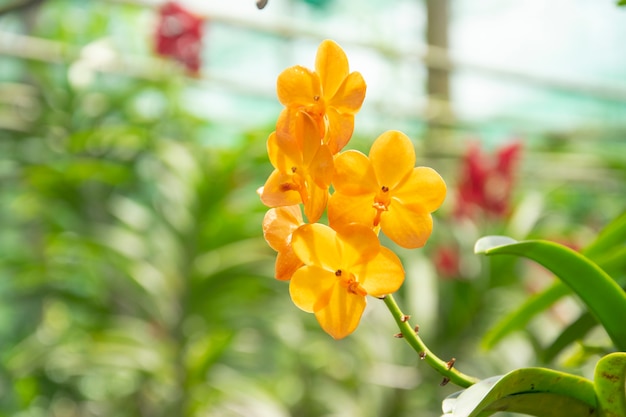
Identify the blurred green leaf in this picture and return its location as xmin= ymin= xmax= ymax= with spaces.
xmin=481 ymin=282 xmax=569 ymax=350
xmin=583 ymin=212 xmax=626 ymax=259
xmin=476 ymin=237 xmax=626 ymax=351
xmin=542 ymin=312 xmax=597 ymax=363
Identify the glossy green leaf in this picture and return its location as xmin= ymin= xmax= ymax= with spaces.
xmin=480 ymin=212 xmax=626 ymax=351
xmin=594 ymin=352 xmax=626 ymax=417
xmin=475 ymin=237 xmax=626 ymax=351
xmin=442 ymin=367 xmax=596 ymax=417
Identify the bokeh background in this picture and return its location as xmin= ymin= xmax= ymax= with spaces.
xmin=1 ymin=1 xmax=625 ymax=416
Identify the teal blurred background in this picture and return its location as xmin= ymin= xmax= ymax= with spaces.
xmin=1 ymin=1 xmax=625 ymax=416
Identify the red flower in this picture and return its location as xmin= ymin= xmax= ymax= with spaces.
xmin=155 ymin=2 xmax=205 ymax=75
xmin=454 ymin=141 xmax=522 ymax=220
xmin=433 ymin=245 xmax=460 ymax=279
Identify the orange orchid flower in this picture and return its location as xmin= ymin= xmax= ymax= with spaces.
xmin=276 ymin=39 xmax=366 ymax=154
xmin=289 ymin=223 xmax=404 ymax=339
xmin=328 ymin=130 xmax=446 ymax=249
xmin=262 ymin=205 xmax=304 ymax=281
xmin=258 ymin=111 xmax=334 ymax=223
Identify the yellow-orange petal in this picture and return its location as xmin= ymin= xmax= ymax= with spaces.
xmin=328 ymin=192 xmax=377 ymax=230
xmin=259 ymin=169 xmax=302 ymax=208
xmin=326 ymin=109 xmax=355 ymax=154
xmin=290 ymin=265 xmax=336 ymax=312
xmin=335 ymin=223 xmax=380 ymax=269
xmin=267 ymin=130 xmax=301 ymax=173
xmin=262 ymin=206 xmax=303 ymax=252
xmin=329 ymin=71 xmax=366 ymax=114
xmin=314 ymin=282 xmax=366 ymax=339
xmin=297 ymin=111 xmax=321 ymax=161
xmin=296 ymin=111 xmax=333 ymax=188
xmin=315 ymin=40 xmax=349 ymax=100
xmin=291 ymin=223 xmax=341 ymax=271
xmin=353 ymin=247 xmax=404 ymax=297
xmin=276 ymin=108 xmax=299 ymax=142
xmin=381 ymin=202 xmax=433 ymax=249
xmin=303 ymin=181 xmax=328 ymax=223
xmin=275 ymin=247 xmax=303 ymax=281
xmin=332 ymin=150 xmax=378 ymax=194
xmin=393 ymin=167 xmax=447 ymax=212
xmin=308 ymin=144 xmax=334 ymax=189
xmin=277 ymin=65 xmax=321 ymax=108
xmin=369 ymin=131 xmax=416 ymax=189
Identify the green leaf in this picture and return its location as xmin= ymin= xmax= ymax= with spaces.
xmin=475 ymin=237 xmax=626 ymax=351
xmin=481 ymin=282 xmax=569 ymax=350
xmin=542 ymin=312 xmax=597 ymax=363
xmin=619 ymin=0 xmax=626 ymax=6
xmin=442 ymin=367 xmax=596 ymax=417
xmin=594 ymin=352 xmax=626 ymax=417
xmin=583 ymin=211 xmax=626 ymax=259
xmin=480 ymin=212 xmax=626 ymax=351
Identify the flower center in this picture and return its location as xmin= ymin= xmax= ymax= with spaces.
xmin=372 ymin=185 xmax=391 ymax=226
xmin=279 ymin=171 xmax=308 ymax=204
xmin=335 ymin=269 xmax=367 ymax=296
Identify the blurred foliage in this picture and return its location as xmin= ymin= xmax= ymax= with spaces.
xmin=1 ymin=1 xmax=625 ymax=417
xmin=0 ymin=63 xmax=279 ymax=416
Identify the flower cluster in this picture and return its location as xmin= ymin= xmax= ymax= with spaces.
xmin=259 ymin=40 xmax=447 ymax=339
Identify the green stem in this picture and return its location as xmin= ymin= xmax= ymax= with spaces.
xmin=383 ymin=294 xmax=480 ymax=388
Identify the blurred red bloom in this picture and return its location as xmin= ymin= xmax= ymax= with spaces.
xmin=155 ymin=2 xmax=205 ymax=75
xmin=433 ymin=245 xmax=460 ymax=279
xmin=454 ymin=141 xmax=522 ymax=220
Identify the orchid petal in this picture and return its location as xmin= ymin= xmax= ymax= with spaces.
xmin=329 ymin=71 xmax=366 ymax=114
xmin=328 ymin=192 xmax=377 ymax=230
xmin=309 ymin=144 xmax=334 ymax=189
xmin=259 ymin=169 xmax=302 ymax=208
xmin=314 ymin=283 xmax=366 ymax=339
xmin=370 ymin=131 xmax=415 ymax=189
xmin=262 ymin=205 xmax=303 ymax=251
xmin=381 ymin=202 xmax=433 ymax=249
xmin=336 ymin=223 xmax=380 ymax=269
xmin=315 ymin=40 xmax=349 ymax=99
xmin=290 ymin=265 xmax=336 ymax=312
xmin=303 ymin=181 xmax=328 ymax=223
xmin=332 ymin=150 xmax=378 ymax=194
xmin=297 ymin=112 xmax=322 ymax=165
xmin=267 ymin=130 xmax=302 ymax=173
xmin=326 ymin=109 xmax=355 ymax=154
xmin=355 ymin=247 xmax=405 ymax=297
xmin=291 ymin=223 xmax=341 ymax=271
xmin=394 ymin=167 xmax=447 ymax=212
xmin=275 ymin=108 xmax=298 ymax=143
xmin=277 ymin=65 xmax=321 ymax=108
xmin=275 ymin=247 xmax=303 ymax=281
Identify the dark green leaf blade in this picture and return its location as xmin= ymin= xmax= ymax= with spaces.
xmin=479 ymin=212 xmax=626 ymax=351
xmin=475 ymin=237 xmax=626 ymax=351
